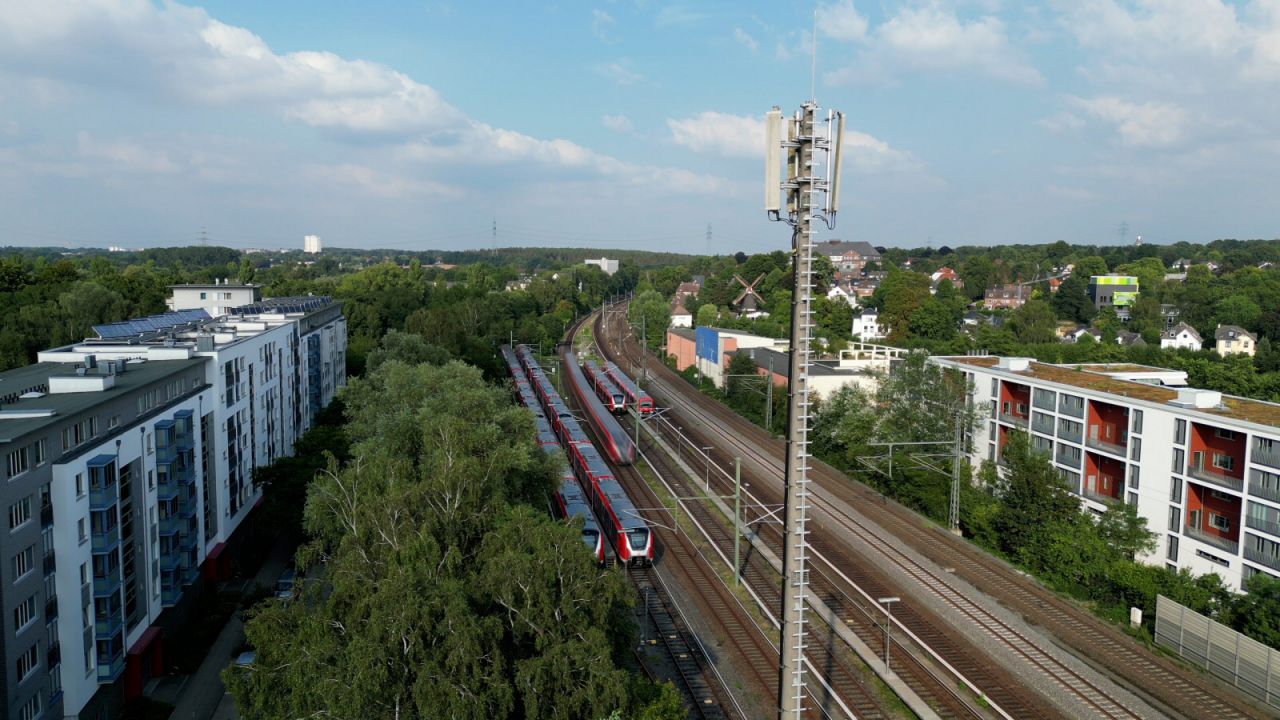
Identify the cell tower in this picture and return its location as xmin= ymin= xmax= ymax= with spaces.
xmin=765 ymin=101 xmax=845 ymax=720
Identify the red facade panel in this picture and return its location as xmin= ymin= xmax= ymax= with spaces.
xmin=1087 ymin=400 xmax=1129 ymax=451
xmin=1186 ymin=481 xmax=1241 ymax=543
xmin=1084 ymin=451 xmax=1124 ymax=500
xmin=1189 ymin=422 xmax=1245 ymax=481
xmin=999 ymin=381 xmax=1030 ymax=420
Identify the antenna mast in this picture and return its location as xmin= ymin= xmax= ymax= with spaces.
xmin=765 ymin=100 xmax=845 ymax=719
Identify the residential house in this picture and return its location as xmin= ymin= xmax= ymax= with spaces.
xmin=1216 ymin=326 xmax=1258 ymax=357
xmin=983 ymin=284 xmax=1028 ymax=310
xmin=1161 ymin=323 xmax=1204 ymax=351
xmin=817 ymin=240 xmax=882 ymax=276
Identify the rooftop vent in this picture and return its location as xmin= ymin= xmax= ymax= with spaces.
xmin=995 ymin=357 xmax=1031 ymax=372
xmin=1170 ymin=388 xmax=1222 ymax=409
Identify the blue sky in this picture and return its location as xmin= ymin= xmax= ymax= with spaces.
xmin=1 ymin=1 xmax=1278 ymax=253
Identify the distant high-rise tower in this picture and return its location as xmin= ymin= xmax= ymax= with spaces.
xmin=304 ymin=234 xmax=322 ymax=254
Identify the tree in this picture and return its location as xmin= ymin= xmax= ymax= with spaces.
xmin=1216 ymin=294 xmax=1262 ymax=331
xmin=1051 ymin=275 xmax=1096 ymax=324
xmin=695 ymin=303 xmax=717 ymax=327
xmin=874 ymin=268 xmax=931 ymax=340
xmin=628 ymin=290 xmax=670 ymax=352
xmin=992 ymin=432 xmax=1079 ymax=566
xmin=1073 ymin=256 xmax=1109 ymax=280
xmin=1008 ymin=298 xmax=1058 ymax=344
xmin=366 ymin=330 xmax=451 ymax=371
xmin=908 ymin=297 xmax=958 ymax=343
xmin=1225 ymin=574 xmax=1280 ymax=649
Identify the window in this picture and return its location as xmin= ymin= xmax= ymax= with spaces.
xmin=199 ymin=291 xmax=207 ymax=300
xmin=1171 ymin=477 xmax=1183 ymax=504
xmin=79 ymin=563 xmax=88 ymax=586
xmin=12 ymin=544 xmax=34 ymax=579
xmin=1131 ymin=409 xmax=1143 ymax=434
xmin=1209 ymin=513 xmax=1232 ymax=531
xmin=17 ymin=693 xmax=40 ymax=720
xmin=1213 ymin=453 xmax=1235 ymax=471
xmin=1130 ymin=437 xmax=1142 ymax=461
xmin=88 ymin=417 xmax=98 ymax=438
xmin=9 ymin=498 xmax=31 ymax=531
xmin=1175 ymin=419 xmax=1187 ymax=446
xmin=1173 ymin=448 xmax=1185 ymax=474
xmin=16 ymin=644 xmax=37 ymax=681
xmin=1216 ymin=428 xmax=1239 ymax=441
xmin=1128 ymin=464 xmax=1140 ymax=489
xmin=1016 ymin=402 xmax=1028 ymax=415
xmin=146 ymin=433 xmax=153 ymax=455
xmin=61 ymin=428 xmax=71 ymax=451
xmin=1167 ymin=535 xmax=1179 ymax=562
xmin=1196 ymin=549 xmax=1230 ymax=566
xmin=76 ymin=519 xmax=86 ymax=544
xmin=75 ymin=474 xmax=84 ymax=498
xmin=990 ymin=379 xmax=999 ymax=396
xmin=1127 ymin=492 xmax=1138 ymax=506
xmin=72 ymin=422 xmax=84 ymax=445
xmin=13 ymin=595 xmax=35 ymax=630
xmin=33 ymin=441 xmax=46 ymax=466
xmin=1169 ymin=506 xmax=1181 ymax=531
xmin=107 ymin=414 xmax=119 ymax=430
xmin=7 ymin=448 xmax=29 ymax=479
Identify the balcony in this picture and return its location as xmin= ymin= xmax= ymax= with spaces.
xmin=1055 ymin=449 xmax=1082 ymax=469
xmin=94 ymin=610 xmax=123 ymax=638
xmin=179 ymin=530 xmax=198 ymax=552
xmin=96 ymin=648 xmax=125 ymax=684
xmin=1057 ymin=423 xmax=1083 ymax=445
xmin=1083 ymin=487 xmax=1120 ymax=505
xmin=1186 ymin=525 xmax=1240 ymax=555
xmin=998 ymin=411 xmax=1028 ymax=429
xmin=159 ymin=551 xmax=181 ymax=573
xmin=1245 ymin=541 xmax=1280 ymax=572
xmin=1188 ymin=462 xmax=1244 ymax=493
xmin=1249 ymin=476 xmax=1280 ymax=504
xmin=93 ymin=571 xmax=122 ymax=598
xmin=1246 ymin=514 xmax=1280 ymax=539
xmin=40 ymin=502 xmax=53 ymax=529
xmin=47 ymin=642 xmax=60 ymax=668
xmin=89 ymin=482 xmax=117 ymax=511
xmin=44 ymin=596 xmax=57 ymax=621
xmin=1254 ymin=443 xmax=1280 ymax=470
xmin=1086 ymin=435 xmax=1128 ymax=458
xmin=42 ymin=551 xmax=56 ymax=575
xmin=159 ymin=515 xmax=181 ymax=537
xmin=161 ymin=583 xmax=183 ymax=607
xmin=91 ymin=523 xmax=120 ymax=553
xmin=1032 ymin=414 xmax=1055 ymax=435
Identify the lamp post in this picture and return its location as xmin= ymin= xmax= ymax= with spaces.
xmin=701 ymin=446 xmax=712 ymax=492
xmin=878 ymin=596 xmax=900 ymax=675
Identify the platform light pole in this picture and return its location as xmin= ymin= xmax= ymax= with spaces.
xmin=766 ymin=100 xmax=845 ymax=720
xmin=878 ymin=596 xmax=900 ymax=674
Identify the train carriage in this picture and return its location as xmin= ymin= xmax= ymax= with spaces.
xmin=562 ymin=351 xmax=636 ymax=465
xmin=553 ymin=468 xmax=606 ymax=564
xmin=583 ymin=359 xmax=627 ymax=414
xmin=604 ymin=361 xmax=654 ymax=415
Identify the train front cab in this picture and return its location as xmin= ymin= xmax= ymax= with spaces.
xmin=619 ymin=524 xmax=652 ymax=567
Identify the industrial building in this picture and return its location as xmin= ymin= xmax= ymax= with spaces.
xmin=0 ymin=294 xmax=345 ymax=720
xmin=933 ymin=355 xmax=1280 ymax=593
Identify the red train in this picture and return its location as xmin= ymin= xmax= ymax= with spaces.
xmin=605 ymin=361 xmax=654 ymax=415
xmin=582 ymin=358 xmax=627 ymax=414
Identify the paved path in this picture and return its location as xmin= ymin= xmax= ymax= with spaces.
xmin=166 ymin=535 xmax=295 ymax=720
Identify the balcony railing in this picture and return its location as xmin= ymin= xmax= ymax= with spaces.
xmin=42 ymin=551 xmax=56 ymax=575
xmin=91 ymin=524 xmax=120 ymax=553
xmin=1253 ymin=444 xmax=1280 ymax=470
xmin=93 ymin=571 xmax=122 ymax=598
xmin=1032 ymin=415 xmax=1055 ymax=435
xmin=89 ymin=482 xmax=117 ymax=511
xmin=1086 ymin=434 xmax=1128 ymax=457
xmin=1249 ymin=478 xmax=1280 ymax=504
xmin=1188 ymin=462 xmax=1245 ymax=492
xmin=96 ymin=649 xmax=125 ymax=684
xmin=1246 ymin=514 xmax=1280 ymax=539
xmin=1082 ymin=487 xmax=1121 ymax=505
xmin=1186 ymin=525 xmax=1240 ymax=555
xmin=1059 ymin=399 xmax=1085 ymax=418
xmin=1245 ymin=542 xmax=1280 ymax=572
xmin=998 ymin=411 xmax=1028 ymax=428
xmin=159 ymin=516 xmax=181 ymax=537
xmin=1055 ymin=450 xmax=1082 ymax=469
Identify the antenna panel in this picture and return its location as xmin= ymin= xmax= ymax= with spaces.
xmin=828 ymin=111 xmax=845 ymax=214
xmin=765 ymin=108 xmax=783 ymax=213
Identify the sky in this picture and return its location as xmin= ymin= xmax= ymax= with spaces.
xmin=1 ymin=1 xmax=1279 ymax=254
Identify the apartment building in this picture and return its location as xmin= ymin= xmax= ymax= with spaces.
xmin=0 ymin=297 xmax=346 ymax=719
xmin=933 ymin=355 xmax=1280 ymax=593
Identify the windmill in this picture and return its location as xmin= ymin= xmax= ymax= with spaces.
xmin=732 ymin=274 xmax=767 ymax=317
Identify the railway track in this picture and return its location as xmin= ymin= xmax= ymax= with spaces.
xmin=595 ymin=299 xmax=1272 ymax=720
xmin=556 ymin=320 xmax=759 ymax=719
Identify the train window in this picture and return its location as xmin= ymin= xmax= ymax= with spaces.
xmin=628 ymin=528 xmax=649 ymax=550
xmin=582 ymin=529 xmax=599 ymax=548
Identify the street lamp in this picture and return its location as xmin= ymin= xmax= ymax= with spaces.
xmin=878 ymin=596 xmax=900 ymax=674
xmin=701 ymin=446 xmax=713 ymax=491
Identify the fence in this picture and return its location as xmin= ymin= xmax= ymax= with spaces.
xmin=1154 ymin=594 xmax=1280 ymax=710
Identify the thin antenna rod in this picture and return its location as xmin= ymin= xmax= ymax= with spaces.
xmin=810 ymin=10 xmax=818 ymax=102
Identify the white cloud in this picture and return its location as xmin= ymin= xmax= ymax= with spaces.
xmin=300 ymin=163 xmax=461 ymax=199
xmin=595 ymin=61 xmax=644 ymax=85
xmin=817 ymin=0 xmax=868 ymax=42
xmin=733 ymin=27 xmax=759 ymax=52
xmin=1069 ymin=96 xmax=1188 ymax=147
xmin=666 ymin=111 xmax=920 ymax=173
xmin=591 ymin=9 xmax=617 ymax=43
xmin=602 ymin=114 xmax=634 ymax=133
xmin=824 ymin=3 xmax=1041 ymax=85
xmin=77 ymin=131 xmax=180 ymax=174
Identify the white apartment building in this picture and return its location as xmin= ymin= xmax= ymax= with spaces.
xmin=303 ymin=234 xmax=322 ymax=254
xmin=933 ymin=355 xmax=1280 ymax=593
xmin=2 ymin=297 xmax=347 ymax=718
xmin=166 ymin=282 xmax=261 ymax=318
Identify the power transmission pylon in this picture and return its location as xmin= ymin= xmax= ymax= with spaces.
xmin=765 ymin=101 xmax=845 ymax=720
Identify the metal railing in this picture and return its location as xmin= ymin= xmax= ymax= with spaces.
xmin=1188 ymin=462 xmax=1245 ymax=492
xmin=1250 ymin=477 xmax=1280 ymax=504
xmin=998 ymin=412 xmax=1027 ymax=428
xmin=1246 ymin=514 xmax=1280 ymax=539
xmin=1245 ymin=544 xmax=1280 ymax=572
xmin=1085 ymin=434 xmax=1128 ymax=457
xmin=1253 ymin=444 xmax=1280 ymax=470
xmin=1185 ymin=526 xmax=1240 ymax=555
